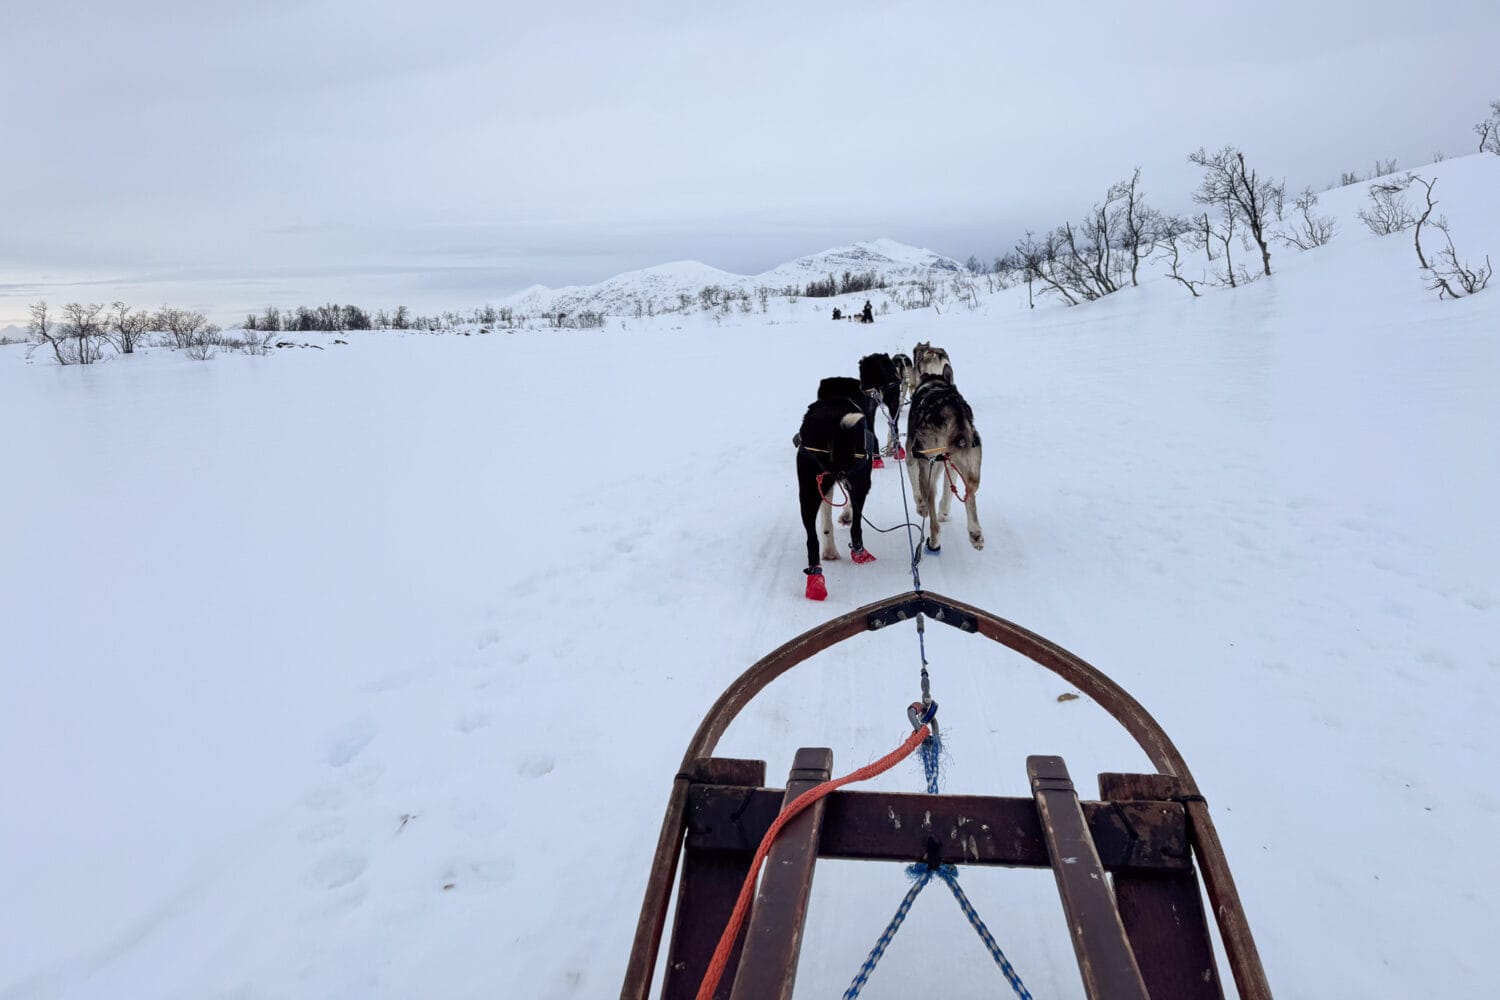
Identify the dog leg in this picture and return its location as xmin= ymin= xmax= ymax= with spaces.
xmin=820 ymin=497 xmax=840 ymax=561
xmin=849 ymin=469 xmax=875 ymax=564
xmin=906 ymin=454 xmax=928 ymax=519
xmin=799 ymin=455 xmax=831 ymax=599
xmin=960 ymin=448 xmax=984 ymax=550
xmin=923 ymin=462 xmax=943 ymax=552
xmin=938 ymin=475 xmax=953 ymax=522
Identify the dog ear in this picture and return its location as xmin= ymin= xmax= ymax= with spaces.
xmin=942 ymin=362 xmax=953 ymax=383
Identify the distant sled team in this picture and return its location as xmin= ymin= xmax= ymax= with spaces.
xmin=795 ymin=341 xmax=984 ymax=601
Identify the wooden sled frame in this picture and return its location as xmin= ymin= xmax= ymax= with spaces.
xmin=621 ymin=590 xmax=1272 ymax=1000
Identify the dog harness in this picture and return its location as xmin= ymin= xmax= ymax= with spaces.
xmin=800 ymin=445 xmax=868 ymax=459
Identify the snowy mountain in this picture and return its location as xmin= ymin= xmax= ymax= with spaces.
xmin=3 ymin=154 xmax=1499 ymax=999
xmin=504 ymin=238 xmax=962 ymax=317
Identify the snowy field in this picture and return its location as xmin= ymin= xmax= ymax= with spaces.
xmin=3 ymin=155 xmax=1498 ymax=999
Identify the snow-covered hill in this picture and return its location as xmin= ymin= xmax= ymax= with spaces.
xmin=2 ymin=154 xmax=1498 ymax=1000
xmin=505 ymin=237 xmax=962 ymax=317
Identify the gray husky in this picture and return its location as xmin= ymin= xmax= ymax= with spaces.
xmin=905 ymin=371 xmax=983 ymax=552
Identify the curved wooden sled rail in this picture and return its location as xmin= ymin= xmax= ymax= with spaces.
xmin=621 ymin=589 xmax=1271 ymax=1000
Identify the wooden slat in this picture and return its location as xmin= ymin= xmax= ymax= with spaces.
xmin=728 ymin=748 xmax=833 ymax=1000
xmin=1099 ymin=772 xmax=1224 ymax=1000
xmin=660 ymin=759 xmax=767 ymax=1000
xmin=1029 ymin=755 xmax=1150 ymax=1000
xmin=685 ymin=787 xmax=1190 ymax=873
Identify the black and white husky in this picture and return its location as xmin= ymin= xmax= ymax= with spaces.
xmin=858 ymin=353 xmax=903 ymax=459
xmin=795 ymin=379 xmax=878 ymax=600
xmin=905 ymin=372 xmax=984 ymax=552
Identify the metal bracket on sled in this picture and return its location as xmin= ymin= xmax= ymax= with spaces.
xmin=866 ymin=595 xmax=978 ymax=634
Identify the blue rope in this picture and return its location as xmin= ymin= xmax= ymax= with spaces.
xmin=841 ymin=866 xmax=935 ymax=999
xmin=920 ymin=729 xmax=942 ymax=796
xmin=936 ymin=867 xmax=1033 ymax=1000
xmin=842 ymin=861 xmax=1032 ymax=999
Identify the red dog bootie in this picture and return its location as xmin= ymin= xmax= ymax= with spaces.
xmin=851 ymin=547 xmax=876 ymax=564
xmin=895 ymin=445 xmax=906 ymax=460
xmin=871 ymin=457 xmax=885 ymax=469
xmin=804 ymin=567 xmax=827 ymax=601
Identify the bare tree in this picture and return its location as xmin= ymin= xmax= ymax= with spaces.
xmin=27 ymin=300 xmax=72 ymax=364
xmin=1373 ymin=158 xmax=1399 ymax=177
xmin=1357 ymin=175 xmax=1416 ymax=235
xmin=1275 ymin=187 xmax=1337 ymax=250
xmin=1474 ymin=98 xmax=1500 ymax=154
xmin=106 ymin=301 xmax=148 ymax=354
xmin=1114 ymin=168 xmax=1173 ymax=286
xmin=1158 ymin=216 xmax=1204 ymax=298
xmin=1189 ymin=145 xmax=1282 ymax=278
xmin=1009 ymin=233 xmax=1043 ymax=309
xmin=1339 ymin=170 xmax=1362 ymax=187
xmin=1412 ymin=175 xmax=1492 ymax=299
xmin=1198 ymin=202 xmax=1239 ymax=288
xmin=59 ymin=302 xmax=108 ymax=364
xmin=155 ymin=306 xmax=213 ymax=348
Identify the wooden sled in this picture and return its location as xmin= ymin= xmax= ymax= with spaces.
xmin=621 ymin=590 xmax=1272 ymax=1000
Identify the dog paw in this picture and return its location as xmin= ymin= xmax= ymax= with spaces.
xmin=925 ymin=539 xmax=941 ymax=554
xmin=822 ymin=547 xmax=840 ymax=561
xmin=969 ymin=530 xmax=985 ymax=550
xmin=939 ymin=511 xmax=951 ymax=522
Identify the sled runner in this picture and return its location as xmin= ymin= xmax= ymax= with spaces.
xmin=620 ymin=590 xmax=1272 ymax=1000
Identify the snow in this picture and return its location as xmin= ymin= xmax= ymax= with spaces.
xmin=2 ymin=154 xmax=1498 ymax=999
xmin=505 ymin=239 xmax=962 ymax=317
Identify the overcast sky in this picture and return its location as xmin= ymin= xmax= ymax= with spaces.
xmin=3 ymin=0 xmax=1497 ymax=326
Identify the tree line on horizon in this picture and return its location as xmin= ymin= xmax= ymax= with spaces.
xmin=21 ymin=100 xmax=1497 ymax=363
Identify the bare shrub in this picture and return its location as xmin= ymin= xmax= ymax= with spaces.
xmin=1373 ymin=158 xmax=1399 ymax=178
xmin=223 ymin=328 xmax=276 ymax=355
xmin=155 ymin=306 xmax=213 ymax=349
xmin=950 ymin=274 xmax=980 ymax=309
xmin=1276 ymin=188 xmax=1337 ymax=250
xmin=1412 ymin=175 xmax=1492 ymax=299
xmin=1358 ymin=175 xmax=1416 ymax=235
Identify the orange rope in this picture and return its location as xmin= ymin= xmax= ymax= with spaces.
xmin=816 ymin=471 xmax=849 ymax=508
xmin=695 ymin=726 xmax=932 ymax=1000
xmin=941 ymin=456 xmax=970 ymax=503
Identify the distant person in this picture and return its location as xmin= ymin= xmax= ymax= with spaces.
xmin=861 ymin=300 xmax=874 ymax=323
xmin=832 ymin=307 xmax=842 ymax=320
